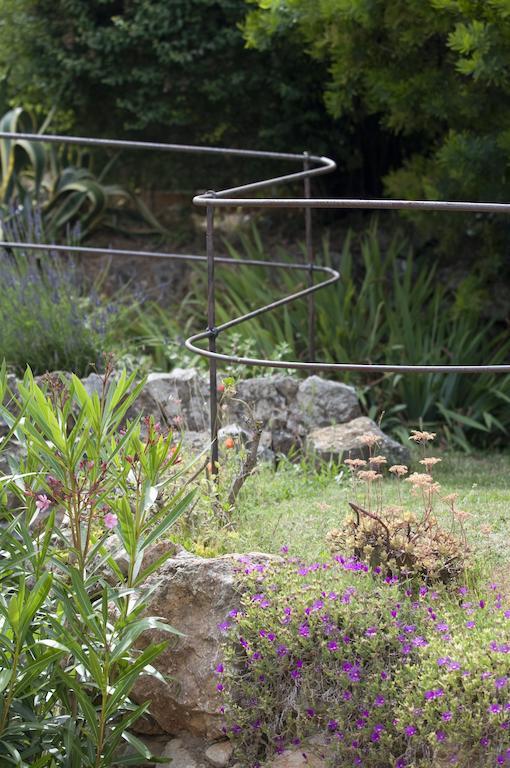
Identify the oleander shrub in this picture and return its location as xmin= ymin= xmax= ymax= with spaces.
xmin=221 ymin=553 xmax=510 ymax=768
xmin=0 ymin=365 xmax=194 ymax=766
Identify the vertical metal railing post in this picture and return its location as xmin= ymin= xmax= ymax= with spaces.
xmin=303 ymin=152 xmax=316 ymax=362
xmin=206 ymin=202 xmax=219 ymax=474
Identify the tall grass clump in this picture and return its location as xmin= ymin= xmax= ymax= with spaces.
xmin=177 ymin=224 xmax=510 ymax=450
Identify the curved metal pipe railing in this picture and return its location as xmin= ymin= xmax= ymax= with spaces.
xmin=0 ymin=130 xmax=509 ymax=470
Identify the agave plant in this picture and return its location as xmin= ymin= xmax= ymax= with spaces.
xmin=0 ymin=107 xmax=164 ymax=240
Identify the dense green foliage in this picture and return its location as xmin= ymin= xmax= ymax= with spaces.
xmin=0 ymin=0 xmax=333 ymax=157
xmin=129 ymin=227 xmax=510 ymax=450
xmin=0 ymin=366 xmax=193 ymax=765
xmin=2 ymin=0 xmax=510 ymax=254
xmin=245 ymin=0 xmax=510 ymax=255
xmin=0 ymin=108 xmax=165 ymax=239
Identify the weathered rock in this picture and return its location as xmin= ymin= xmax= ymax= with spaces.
xmin=131 ymin=551 xmax=278 ymax=739
xmin=181 ymin=430 xmax=210 ymax=454
xmin=204 ymin=740 xmax=234 ymax=768
xmin=133 ymin=369 xmax=210 ymax=432
xmin=215 ymin=374 xmax=360 ymax=455
xmin=293 ymin=376 xmax=360 ymax=429
xmin=265 ymin=748 xmax=326 ymax=768
xmin=159 ymin=737 xmax=199 ymax=768
xmin=306 ymin=416 xmax=410 ymax=465
xmin=80 ymin=372 xmax=104 ymax=398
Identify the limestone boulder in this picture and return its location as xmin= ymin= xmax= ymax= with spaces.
xmin=131 ymin=550 xmax=278 ymax=739
xmin=306 ymin=415 xmax=410 ymax=466
xmin=131 ymin=369 xmax=210 ymax=432
xmin=293 ymin=376 xmax=360 ymax=429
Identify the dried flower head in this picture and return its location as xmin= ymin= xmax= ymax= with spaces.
xmin=369 ymin=455 xmax=387 ymax=465
xmin=389 ymin=465 xmax=408 ymax=477
xmin=419 ymin=457 xmax=442 ymax=469
xmin=454 ymin=510 xmax=471 ymax=522
xmin=406 ymin=472 xmax=434 ymax=488
xmin=345 ymin=458 xmax=367 ymax=469
xmin=357 ymin=470 xmax=383 ymax=483
xmin=442 ymin=493 xmax=459 ymax=505
xmin=360 ymin=433 xmax=381 ymax=448
xmin=409 ymin=430 xmax=436 ymax=443
xmin=480 ymin=524 xmax=493 ymax=535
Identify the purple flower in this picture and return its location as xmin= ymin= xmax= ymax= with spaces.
xmin=436 ymin=730 xmax=446 ymax=742
xmin=375 ymin=695 xmax=385 ymax=706
xmin=405 ymin=726 xmax=416 ymax=737
xmin=496 ymin=676 xmax=508 ymax=689
xmin=424 ymin=689 xmax=444 ymax=700
xmin=306 ymin=708 xmax=315 ymax=718
xmin=327 ymin=719 xmax=338 ymax=731
xmin=215 ymin=664 xmax=224 ymax=674
xmin=276 ymin=644 xmax=288 ymax=657
xmin=280 ymin=545 xmax=289 ymax=554
xmin=441 ymin=711 xmax=452 ymax=721
xmin=218 ymin=622 xmax=231 ymax=633
xmin=298 ymin=623 xmax=310 ymax=638
xmin=489 ymin=704 xmax=502 ymax=714
xmin=327 ymin=641 xmax=338 ymax=652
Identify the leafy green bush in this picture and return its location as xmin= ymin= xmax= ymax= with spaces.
xmin=245 ymin=0 xmax=510 ymax=261
xmin=221 ymin=553 xmax=510 ymax=767
xmin=0 ymin=0 xmax=334 ymax=167
xmin=0 ymin=364 xmax=194 ymax=766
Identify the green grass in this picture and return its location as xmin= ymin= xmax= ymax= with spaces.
xmin=229 ymin=451 xmax=510 ymax=566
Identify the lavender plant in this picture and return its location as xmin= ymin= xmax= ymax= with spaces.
xmin=0 ymin=207 xmax=116 ymax=376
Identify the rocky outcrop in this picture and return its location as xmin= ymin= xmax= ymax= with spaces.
xmin=131 ymin=550 xmax=278 ymax=740
xmin=130 ymin=369 xmax=365 ymax=459
xmin=306 ymin=416 xmax=410 ymax=465
xmin=1 ymin=368 xmax=408 ymax=468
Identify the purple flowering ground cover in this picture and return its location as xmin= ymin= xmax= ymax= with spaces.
xmin=218 ymin=553 xmax=510 ymax=768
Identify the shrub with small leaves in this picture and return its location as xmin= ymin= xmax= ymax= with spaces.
xmin=220 ymin=553 xmax=510 ymax=768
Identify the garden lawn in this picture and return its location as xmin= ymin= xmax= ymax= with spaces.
xmin=232 ymin=452 xmax=510 ymax=567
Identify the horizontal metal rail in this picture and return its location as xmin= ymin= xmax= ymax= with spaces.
xmin=0 ymin=130 xmax=508 ymax=469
